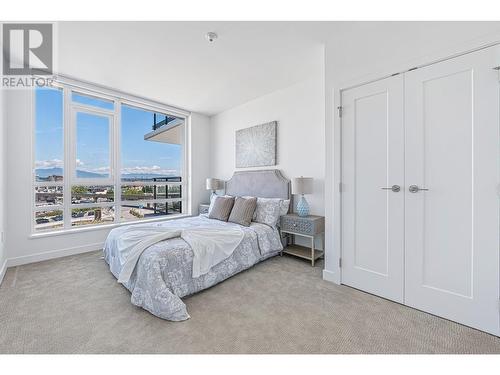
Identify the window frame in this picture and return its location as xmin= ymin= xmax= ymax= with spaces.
xmin=70 ymin=104 xmax=115 ymax=185
xmin=31 ymin=79 xmax=190 ymax=235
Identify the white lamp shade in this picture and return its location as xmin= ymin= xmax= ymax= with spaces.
xmin=291 ymin=177 xmax=313 ymax=195
xmin=206 ymin=178 xmax=224 ymax=191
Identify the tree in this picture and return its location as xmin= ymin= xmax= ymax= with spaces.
xmin=72 ymin=185 xmax=87 ymax=194
xmin=122 ymin=188 xmax=144 ymax=197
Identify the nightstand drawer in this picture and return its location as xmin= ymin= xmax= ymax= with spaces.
xmin=281 ymin=216 xmax=313 ymax=234
xmin=280 ymin=214 xmax=324 ymax=236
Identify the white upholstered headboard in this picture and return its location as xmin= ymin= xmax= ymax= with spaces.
xmin=224 ymin=169 xmax=290 ymax=200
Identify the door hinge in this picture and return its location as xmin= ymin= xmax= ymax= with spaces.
xmin=339 ymin=258 xmax=342 ymax=268
xmin=494 ymin=66 xmax=500 ymax=82
xmin=338 ymin=182 xmax=342 ymax=193
xmin=337 ymin=106 xmax=343 ymax=118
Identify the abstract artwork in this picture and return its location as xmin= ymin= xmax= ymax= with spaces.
xmin=235 ymin=121 xmax=277 ymax=168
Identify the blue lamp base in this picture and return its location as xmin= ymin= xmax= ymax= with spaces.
xmin=296 ymin=195 xmax=310 ymax=217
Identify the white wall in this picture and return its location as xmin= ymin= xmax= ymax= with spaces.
xmin=0 ymin=83 xmax=6 ymax=283
xmin=210 ymin=62 xmax=325 ymax=247
xmin=323 ymin=22 xmax=500 ymax=284
xmin=189 ymin=113 xmax=212 ymax=210
xmin=3 ymin=87 xmax=210 ymax=268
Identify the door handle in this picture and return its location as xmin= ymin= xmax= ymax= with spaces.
xmin=409 ymin=185 xmax=429 ymax=193
xmin=381 ymin=185 xmax=401 ymax=192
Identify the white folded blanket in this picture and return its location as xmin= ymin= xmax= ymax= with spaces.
xmin=116 ymin=224 xmax=244 ymax=283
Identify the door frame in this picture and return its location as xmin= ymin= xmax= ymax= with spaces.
xmin=334 ymin=39 xmax=500 ymax=286
xmin=332 ymin=41 xmax=500 ymax=336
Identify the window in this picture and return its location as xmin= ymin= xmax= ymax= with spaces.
xmin=33 ymin=83 xmax=187 ymax=233
xmin=34 ymin=87 xmax=64 ymax=231
xmin=71 ymin=92 xmax=114 ymax=110
xmin=74 ymin=111 xmax=112 ymax=180
xmin=120 ymin=104 xmax=184 ymax=222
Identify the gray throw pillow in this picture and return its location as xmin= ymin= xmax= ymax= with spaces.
xmin=228 ymin=197 xmax=257 ymax=226
xmin=208 ymin=196 xmax=235 ymax=222
xmin=253 ymin=197 xmax=282 ymax=227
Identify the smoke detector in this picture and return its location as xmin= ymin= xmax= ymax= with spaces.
xmin=205 ymin=32 xmax=218 ymax=43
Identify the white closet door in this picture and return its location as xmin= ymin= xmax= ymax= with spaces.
xmin=405 ymin=47 xmax=500 ymax=335
xmin=341 ymin=75 xmax=405 ymax=303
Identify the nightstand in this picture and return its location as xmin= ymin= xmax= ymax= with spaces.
xmin=199 ymin=203 xmax=210 ymax=215
xmin=280 ymin=214 xmax=325 ymax=266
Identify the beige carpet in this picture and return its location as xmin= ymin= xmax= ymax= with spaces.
xmin=0 ymin=251 xmax=499 ymax=354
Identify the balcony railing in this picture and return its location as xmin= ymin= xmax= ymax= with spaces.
xmin=120 ymin=176 xmax=182 ymax=215
xmin=153 ymin=113 xmax=181 ymax=131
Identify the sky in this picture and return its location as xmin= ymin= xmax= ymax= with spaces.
xmin=35 ymin=87 xmax=182 ymax=178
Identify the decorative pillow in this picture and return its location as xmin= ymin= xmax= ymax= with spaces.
xmin=208 ymin=196 xmax=235 ymax=222
xmin=208 ymin=194 xmax=232 ymax=215
xmin=279 ymin=199 xmax=290 ymax=216
xmin=228 ymin=197 xmax=257 ymax=227
xmin=253 ymin=197 xmax=282 ymax=227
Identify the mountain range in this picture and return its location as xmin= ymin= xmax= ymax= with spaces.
xmin=35 ymin=167 xmax=178 ymax=180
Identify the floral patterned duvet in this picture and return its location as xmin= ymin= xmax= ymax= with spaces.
xmin=103 ymin=214 xmax=283 ymax=321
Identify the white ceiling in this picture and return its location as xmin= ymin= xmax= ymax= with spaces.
xmin=57 ymin=22 xmax=325 ymax=116
xmin=320 ymin=21 xmax=500 ymax=84
xmin=56 ymin=21 xmax=500 ymax=116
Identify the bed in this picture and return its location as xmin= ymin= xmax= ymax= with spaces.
xmin=103 ymin=169 xmax=290 ymax=321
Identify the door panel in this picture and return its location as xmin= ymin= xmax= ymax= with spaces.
xmin=405 ymin=47 xmax=500 ymax=335
xmin=421 ymin=69 xmax=473 ymax=297
xmin=341 ymin=75 xmax=405 ymax=303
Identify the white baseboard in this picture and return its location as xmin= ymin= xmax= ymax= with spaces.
xmin=323 ymin=268 xmax=341 ymax=285
xmin=5 ymin=242 xmax=104 ymax=269
xmin=0 ymin=258 xmax=7 ymax=286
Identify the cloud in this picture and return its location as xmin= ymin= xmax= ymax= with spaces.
xmin=35 ymin=159 xmax=63 ymax=168
xmin=121 ymin=166 xmax=178 ymax=175
xmin=91 ymin=166 xmax=110 ymax=173
xmin=76 ymin=159 xmax=84 ymax=167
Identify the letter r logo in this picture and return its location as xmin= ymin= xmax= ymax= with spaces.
xmin=2 ymin=23 xmax=53 ymax=75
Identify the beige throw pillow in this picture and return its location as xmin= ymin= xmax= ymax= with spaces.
xmin=228 ymin=197 xmax=257 ymax=227
xmin=208 ymin=196 xmax=235 ymax=222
